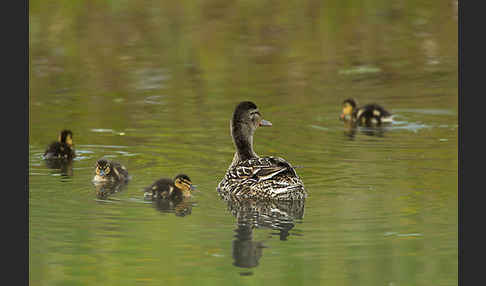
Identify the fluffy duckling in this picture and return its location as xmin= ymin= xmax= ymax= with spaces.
xmin=43 ymin=129 xmax=75 ymax=159
xmin=144 ymin=174 xmax=194 ymax=201
xmin=93 ymin=158 xmax=130 ymax=183
xmin=217 ymin=101 xmax=306 ymax=201
xmin=340 ymin=98 xmax=392 ymax=126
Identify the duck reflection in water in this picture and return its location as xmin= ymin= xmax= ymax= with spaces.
xmin=225 ymin=198 xmax=305 ymax=273
xmin=152 ymin=197 xmax=193 ymax=217
xmin=93 ymin=181 xmax=128 ymax=200
xmin=343 ymin=120 xmax=389 ymax=139
xmin=44 ymin=158 xmax=74 ymax=177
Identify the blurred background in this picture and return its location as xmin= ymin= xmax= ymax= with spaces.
xmin=29 ymin=0 xmax=458 ymax=285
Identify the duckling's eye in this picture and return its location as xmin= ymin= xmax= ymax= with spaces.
xmin=104 ymin=167 xmax=110 ymax=174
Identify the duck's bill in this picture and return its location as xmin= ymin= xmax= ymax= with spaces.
xmin=190 ymin=184 xmax=198 ymax=191
xmin=259 ymin=119 xmax=272 ymax=127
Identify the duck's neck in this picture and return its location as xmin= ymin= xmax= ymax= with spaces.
xmin=231 ymin=120 xmax=258 ymax=164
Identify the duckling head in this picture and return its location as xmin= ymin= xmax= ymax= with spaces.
xmin=173 ymin=174 xmax=193 ymax=198
xmin=340 ymin=98 xmax=357 ymax=121
xmin=94 ymin=159 xmax=112 ymax=182
xmin=58 ymin=129 xmax=74 ymax=147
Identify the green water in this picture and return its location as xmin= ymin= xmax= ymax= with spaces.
xmin=29 ymin=1 xmax=458 ymax=285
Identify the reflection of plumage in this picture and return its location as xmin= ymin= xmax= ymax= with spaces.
xmin=43 ymin=129 xmax=75 ymax=159
xmin=340 ymin=98 xmax=392 ymax=126
xmin=232 ymin=224 xmax=264 ymax=268
xmin=94 ymin=181 xmax=128 ymax=200
xmin=343 ymin=118 xmax=388 ymax=139
xmin=93 ymin=158 xmax=130 ymax=183
xmin=217 ymin=101 xmax=307 ymax=200
xmin=226 ymin=198 xmax=305 ymax=231
xmin=227 ymin=198 xmax=305 ymax=270
xmin=152 ymin=198 xmax=193 ymax=217
xmin=44 ymin=159 xmax=74 ymax=177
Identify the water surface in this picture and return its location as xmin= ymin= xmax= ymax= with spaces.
xmin=29 ymin=1 xmax=457 ymax=285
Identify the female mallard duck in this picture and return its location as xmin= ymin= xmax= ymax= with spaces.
xmin=43 ymin=129 xmax=75 ymax=159
xmin=217 ymin=101 xmax=306 ymax=201
xmin=144 ymin=174 xmax=194 ymax=201
xmin=340 ymin=98 xmax=392 ymax=126
xmin=93 ymin=158 xmax=130 ymax=183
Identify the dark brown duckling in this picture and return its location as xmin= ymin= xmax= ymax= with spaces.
xmin=93 ymin=158 xmax=130 ymax=183
xmin=340 ymin=98 xmax=393 ymax=126
xmin=43 ymin=129 xmax=75 ymax=160
xmin=144 ymin=174 xmax=194 ymax=201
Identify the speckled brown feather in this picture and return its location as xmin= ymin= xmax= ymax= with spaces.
xmin=217 ymin=156 xmax=307 ymax=201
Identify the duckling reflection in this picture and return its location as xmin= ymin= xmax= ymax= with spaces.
xmin=44 ymin=158 xmax=74 ymax=177
xmin=225 ymin=198 xmax=305 ymax=270
xmin=152 ymin=198 xmax=193 ymax=217
xmin=343 ymin=120 xmax=388 ymax=139
xmin=93 ymin=181 xmax=128 ymax=200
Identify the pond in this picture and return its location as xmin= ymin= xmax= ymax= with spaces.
xmin=29 ymin=1 xmax=458 ymax=285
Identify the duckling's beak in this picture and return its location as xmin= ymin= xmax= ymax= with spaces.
xmin=339 ymin=113 xmax=345 ymax=120
xmin=259 ymin=119 xmax=272 ymax=127
xmin=99 ymin=170 xmax=105 ymax=176
xmin=190 ymin=184 xmax=197 ymax=191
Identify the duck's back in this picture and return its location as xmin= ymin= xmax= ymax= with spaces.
xmin=217 ymin=156 xmax=306 ymax=201
xmin=145 ymin=178 xmax=175 ymax=200
xmin=111 ymin=162 xmax=130 ymax=181
xmin=44 ymin=142 xmax=75 ymax=159
xmin=354 ymin=103 xmax=392 ymax=125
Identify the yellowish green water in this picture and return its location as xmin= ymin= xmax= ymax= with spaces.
xmin=29 ymin=1 xmax=458 ymax=285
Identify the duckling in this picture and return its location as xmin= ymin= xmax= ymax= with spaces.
xmin=43 ymin=129 xmax=75 ymax=159
xmin=217 ymin=101 xmax=306 ymax=201
xmin=144 ymin=174 xmax=194 ymax=201
xmin=340 ymin=98 xmax=392 ymax=126
xmin=93 ymin=158 xmax=130 ymax=183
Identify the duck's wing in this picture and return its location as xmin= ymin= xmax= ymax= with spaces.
xmin=112 ymin=162 xmax=130 ymax=181
xmin=219 ymin=156 xmax=306 ymax=200
xmin=227 ymin=157 xmax=297 ymax=182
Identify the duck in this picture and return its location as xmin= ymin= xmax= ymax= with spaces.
xmin=93 ymin=158 xmax=130 ymax=183
xmin=340 ymin=98 xmax=392 ymax=126
xmin=144 ymin=174 xmax=194 ymax=201
xmin=217 ymin=101 xmax=306 ymax=201
xmin=43 ymin=129 xmax=75 ymax=160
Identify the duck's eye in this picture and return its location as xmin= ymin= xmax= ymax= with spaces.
xmin=104 ymin=167 xmax=110 ymax=174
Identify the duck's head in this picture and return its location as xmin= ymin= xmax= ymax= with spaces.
xmin=173 ymin=174 xmax=194 ymax=197
xmin=340 ymin=98 xmax=357 ymax=121
xmin=58 ymin=129 xmax=73 ymax=147
xmin=232 ymin=101 xmax=272 ymax=135
xmin=94 ymin=159 xmax=112 ymax=179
